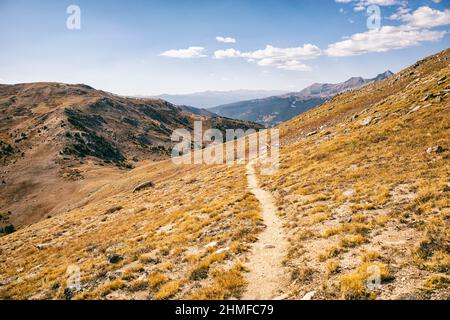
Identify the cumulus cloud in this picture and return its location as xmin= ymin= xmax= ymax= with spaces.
xmin=325 ymin=25 xmax=446 ymax=57
xmin=214 ymin=48 xmax=242 ymax=59
xmin=395 ymin=6 xmax=450 ymax=28
xmin=240 ymin=44 xmax=321 ymax=61
xmin=160 ymin=46 xmax=207 ymax=59
xmin=327 ymin=5 xmax=450 ymax=57
xmin=216 ymin=36 xmax=236 ymax=43
xmin=213 ymin=44 xmax=321 ymax=71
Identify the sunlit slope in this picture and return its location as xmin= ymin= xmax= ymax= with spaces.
xmin=258 ymin=48 xmax=450 ymax=299
xmin=0 ymin=159 xmax=262 ymax=300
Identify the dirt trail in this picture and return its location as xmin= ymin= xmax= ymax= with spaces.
xmin=242 ymin=160 xmax=289 ymax=300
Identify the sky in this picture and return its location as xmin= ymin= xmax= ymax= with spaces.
xmin=0 ymin=0 xmax=449 ymax=95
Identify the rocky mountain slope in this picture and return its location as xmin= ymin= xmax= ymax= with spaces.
xmin=211 ymin=71 xmax=393 ymax=127
xmin=0 ymin=49 xmax=448 ymax=300
xmin=258 ymin=51 xmax=448 ymax=300
xmin=0 ymin=83 xmax=261 ymax=228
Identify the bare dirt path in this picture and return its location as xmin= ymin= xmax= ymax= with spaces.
xmin=242 ymin=160 xmax=289 ymax=300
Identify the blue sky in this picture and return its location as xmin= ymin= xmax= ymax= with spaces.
xmin=0 ymin=0 xmax=449 ymax=95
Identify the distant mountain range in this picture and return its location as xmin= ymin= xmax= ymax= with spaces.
xmin=210 ymin=71 xmax=394 ymax=127
xmin=148 ymin=90 xmax=288 ymax=109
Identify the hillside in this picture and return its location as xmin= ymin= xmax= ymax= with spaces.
xmin=211 ymin=71 xmax=393 ymax=127
xmin=258 ymin=49 xmax=449 ymax=299
xmin=0 ymin=48 xmax=448 ymax=300
xmin=0 ymin=83 xmax=261 ymax=228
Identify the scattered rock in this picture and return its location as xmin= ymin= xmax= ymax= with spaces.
xmin=205 ymin=241 xmax=218 ymax=248
xmin=133 ymin=181 xmax=155 ymax=193
xmin=360 ymin=116 xmax=373 ymax=126
xmin=36 ymin=243 xmax=50 ymax=250
xmin=85 ymin=244 xmax=98 ymax=252
xmin=408 ymin=105 xmax=421 ymax=114
xmin=301 ymin=291 xmax=316 ymax=300
xmin=426 ymin=146 xmax=444 ymax=154
xmin=420 ymin=94 xmax=435 ymax=102
xmin=107 ymin=254 xmax=123 ymax=264
xmin=215 ymin=247 xmax=230 ymax=255
xmin=343 ymin=189 xmax=354 ymax=197
xmin=105 ymin=206 xmax=123 ymax=214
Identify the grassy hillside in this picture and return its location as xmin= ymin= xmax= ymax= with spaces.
xmin=0 ymin=159 xmax=262 ymax=300
xmin=258 ymin=47 xmax=450 ymax=299
xmin=0 ymin=83 xmax=261 ymax=227
xmin=0 ymin=48 xmax=448 ymax=300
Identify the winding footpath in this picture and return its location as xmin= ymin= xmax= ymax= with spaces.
xmin=242 ymin=160 xmax=289 ymax=300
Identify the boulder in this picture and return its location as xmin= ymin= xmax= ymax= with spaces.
xmin=107 ymin=254 xmax=123 ymax=264
xmin=360 ymin=116 xmax=373 ymax=126
xmin=133 ymin=181 xmax=155 ymax=193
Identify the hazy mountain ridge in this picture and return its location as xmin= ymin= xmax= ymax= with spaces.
xmin=211 ymin=71 xmax=394 ymax=127
xmin=148 ymin=90 xmax=288 ymax=109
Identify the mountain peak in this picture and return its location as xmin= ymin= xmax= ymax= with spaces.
xmin=373 ymin=70 xmax=394 ymax=81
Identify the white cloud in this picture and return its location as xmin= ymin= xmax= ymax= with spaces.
xmin=160 ymin=46 xmax=207 ymax=59
xmin=326 ymin=25 xmax=446 ymax=57
xmin=241 ymin=44 xmax=321 ymax=61
xmin=214 ymin=48 xmax=242 ymax=59
xmin=216 ymin=36 xmax=236 ymax=43
xmin=214 ymin=44 xmax=321 ymax=71
xmin=396 ymin=6 xmax=450 ymax=28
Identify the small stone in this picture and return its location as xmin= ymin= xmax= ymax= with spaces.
xmin=360 ymin=116 xmax=372 ymax=126
xmin=215 ymin=247 xmax=230 ymax=255
xmin=306 ymin=131 xmax=318 ymax=137
xmin=205 ymin=241 xmax=218 ymax=248
xmin=105 ymin=206 xmax=123 ymax=214
xmin=133 ymin=181 xmax=155 ymax=193
xmin=343 ymin=189 xmax=354 ymax=197
xmin=107 ymin=254 xmax=123 ymax=264
xmin=420 ymin=94 xmax=435 ymax=102
xmin=427 ymin=146 xmax=444 ymax=154
xmin=36 ymin=243 xmax=50 ymax=250
xmin=301 ymin=291 xmax=316 ymax=300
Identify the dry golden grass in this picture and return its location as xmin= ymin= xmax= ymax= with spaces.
xmin=339 ymin=262 xmax=390 ymax=300
xmin=0 ymin=48 xmax=449 ymax=301
xmin=257 ymin=48 xmax=450 ymax=299
xmin=0 ymin=158 xmax=261 ymax=300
